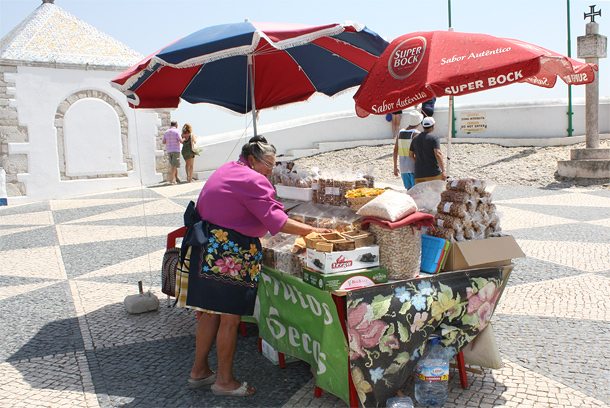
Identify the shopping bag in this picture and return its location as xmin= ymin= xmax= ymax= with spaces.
xmin=191 ymin=136 xmax=201 ymax=156
xmin=461 ymin=323 xmax=503 ymax=369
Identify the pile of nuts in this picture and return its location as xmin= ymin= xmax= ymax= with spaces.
xmin=429 ymin=179 xmax=502 ymax=242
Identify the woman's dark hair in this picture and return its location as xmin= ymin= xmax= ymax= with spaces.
xmin=240 ymin=135 xmax=276 ymax=161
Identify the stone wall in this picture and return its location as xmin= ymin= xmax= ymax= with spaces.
xmin=0 ymin=64 xmax=26 ymax=197
xmin=156 ymin=110 xmax=172 ymax=182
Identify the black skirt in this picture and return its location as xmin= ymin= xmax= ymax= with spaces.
xmin=185 ymin=222 xmax=262 ymax=316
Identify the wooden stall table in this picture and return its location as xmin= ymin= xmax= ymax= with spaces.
xmin=257 ymin=264 xmax=512 ymax=407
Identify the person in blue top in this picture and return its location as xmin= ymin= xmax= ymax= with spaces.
xmin=393 ymin=110 xmax=423 ymax=189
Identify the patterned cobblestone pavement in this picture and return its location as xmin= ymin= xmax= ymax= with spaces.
xmin=1 ymin=181 xmax=608 ymax=407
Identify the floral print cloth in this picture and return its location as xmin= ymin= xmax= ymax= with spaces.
xmin=185 ymin=223 xmax=263 ymax=316
xmin=346 ymin=267 xmax=505 ymax=407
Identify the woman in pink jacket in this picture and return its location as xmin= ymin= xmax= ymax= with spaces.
xmin=183 ymin=136 xmax=329 ymax=397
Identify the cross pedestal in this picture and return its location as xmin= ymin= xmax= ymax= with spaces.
xmin=557 ymin=17 xmax=609 ymax=179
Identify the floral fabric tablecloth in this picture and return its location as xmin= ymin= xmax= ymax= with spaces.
xmin=346 ymin=266 xmax=506 ymax=407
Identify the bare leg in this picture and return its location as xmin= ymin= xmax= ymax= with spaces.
xmin=186 ymin=158 xmax=194 ymax=181
xmin=170 ymin=166 xmax=178 ymax=183
xmin=190 ymin=312 xmax=220 ymax=379
xmin=213 ymin=314 xmax=255 ymax=394
xmin=392 ymin=114 xmax=402 ymax=138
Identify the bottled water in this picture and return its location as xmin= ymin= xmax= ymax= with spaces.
xmin=386 ymin=396 xmax=414 ymax=408
xmin=414 ymin=335 xmax=449 ymax=406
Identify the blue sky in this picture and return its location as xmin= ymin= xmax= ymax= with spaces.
xmin=1 ymin=0 xmax=608 ymax=136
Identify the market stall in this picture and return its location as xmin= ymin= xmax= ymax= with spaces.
xmin=258 ymin=264 xmax=513 ymax=407
xmin=255 ymin=166 xmax=524 ymax=407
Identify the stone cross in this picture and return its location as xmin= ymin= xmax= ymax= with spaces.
xmin=584 ymin=5 xmax=601 ymax=23
xmin=577 ymin=7 xmax=607 ymax=148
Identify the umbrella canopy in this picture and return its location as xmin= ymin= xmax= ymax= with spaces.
xmin=353 ymin=30 xmax=597 ymax=118
xmin=111 ymin=20 xmax=388 ymax=121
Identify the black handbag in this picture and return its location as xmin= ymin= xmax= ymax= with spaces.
xmin=161 ymin=201 xmax=208 ymax=300
xmin=161 ymin=247 xmax=180 ymax=297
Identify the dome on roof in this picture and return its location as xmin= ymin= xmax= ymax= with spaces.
xmin=0 ymin=1 xmax=143 ymax=68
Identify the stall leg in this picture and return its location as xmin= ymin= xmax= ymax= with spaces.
xmin=332 ymin=295 xmax=359 ymax=408
xmin=240 ymin=322 xmax=247 ymax=337
xmin=278 ymin=352 xmax=286 ymax=368
xmin=314 ymin=386 xmax=323 ymax=398
xmin=456 ymin=350 xmax=468 ymax=389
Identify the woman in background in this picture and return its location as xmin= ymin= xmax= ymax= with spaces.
xmin=181 ymin=123 xmax=197 ymax=182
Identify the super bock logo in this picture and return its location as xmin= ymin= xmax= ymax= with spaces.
xmin=388 ymin=36 xmax=426 ymax=80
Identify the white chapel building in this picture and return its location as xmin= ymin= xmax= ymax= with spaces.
xmin=0 ymin=0 xmax=170 ymax=203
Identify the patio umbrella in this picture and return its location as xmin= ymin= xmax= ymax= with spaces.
xmin=352 ymin=30 xmax=597 ymax=176
xmin=111 ymin=20 xmax=389 ymax=135
xmin=353 ymin=30 xmax=597 ymax=118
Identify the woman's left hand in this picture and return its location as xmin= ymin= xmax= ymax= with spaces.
xmin=312 ymin=227 xmax=332 ymax=234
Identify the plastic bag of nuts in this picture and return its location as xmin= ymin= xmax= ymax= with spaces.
xmin=440 ymin=190 xmax=471 ymax=204
xmin=437 ymin=201 xmax=468 ymax=217
xmin=369 ymin=223 xmax=421 ymax=280
xmin=446 ymin=179 xmax=475 ymax=194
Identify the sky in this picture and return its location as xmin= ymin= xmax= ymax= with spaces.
xmin=1 ymin=0 xmax=608 ymax=137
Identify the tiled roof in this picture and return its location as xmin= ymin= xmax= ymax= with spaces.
xmin=0 ymin=1 xmax=143 ymax=67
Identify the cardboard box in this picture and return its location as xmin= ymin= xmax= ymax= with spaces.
xmin=442 ymin=236 xmax=525 ymax=271
xmin=306 ymin=245 xmax=380 ymax=273
xmin=275 ymin=184 xmax=313 ymax=201
xmin=302 ymin=267 xmax=388 ymax=291
xmin=260 ymin=339 xmax=299 ymax=365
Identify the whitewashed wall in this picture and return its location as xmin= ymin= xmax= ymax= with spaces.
xmin=191 ymin=97 xmax=610 ymax=174
xmin=5 ymin=66 xmax=163 ymax=203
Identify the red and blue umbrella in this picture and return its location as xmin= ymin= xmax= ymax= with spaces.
xmin=111 ymin=20 xmax=388 ymax=134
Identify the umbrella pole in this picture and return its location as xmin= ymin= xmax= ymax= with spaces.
xmin=447 ymin=96 xmax=453 ymax=178
xmin=248 ymin=55 xmax=258 ymax=137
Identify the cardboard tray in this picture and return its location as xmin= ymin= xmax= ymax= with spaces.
xmin=341 ymin=231 xmax=375 ymax=248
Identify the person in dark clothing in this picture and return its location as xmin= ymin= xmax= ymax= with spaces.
xmin=409 ymin=117 xmax=446 ymax=184
xmin=421 ymin=97 xmax=436 ymax=117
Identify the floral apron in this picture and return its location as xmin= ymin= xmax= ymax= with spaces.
xmin=184 ymin=221 xmax=263 ymax=316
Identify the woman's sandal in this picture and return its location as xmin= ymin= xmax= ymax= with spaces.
xmin=187 ymin=372 xmax=217 ymax=389
xmin=210 ymin=381 xmax=254 ymax=396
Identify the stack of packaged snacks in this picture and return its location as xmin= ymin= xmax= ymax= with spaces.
xmin=428 ymin=179 xmax=502 ymax=242
xmin=270 ymin=161 xmax=376 ymax=208
xmin=260 ymin=233 xmax=306 ymax=278
xmin=313 ymin=170 xmax=369 ymax=206
xmin=287 ymin=202 xmax=363 ymax=232
xmin=271 ymin=162 xmax=313 ymax=188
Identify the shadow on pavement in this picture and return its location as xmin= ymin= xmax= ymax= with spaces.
xmin=8 ymin=305 xmax=314 ymax=408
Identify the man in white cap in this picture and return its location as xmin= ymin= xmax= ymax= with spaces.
xmin=393 ymin=110 xmax=423 ymax=189
xmin=409 ymin=117 xmax=446 ymax=184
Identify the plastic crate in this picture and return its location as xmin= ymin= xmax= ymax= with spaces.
xmin=421 ymin=235 xmax=450 ymax=274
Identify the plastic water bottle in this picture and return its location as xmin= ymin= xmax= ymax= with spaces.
xmin=386 ymin=396 xmax=414 ymax=408
xmin=414 ymin=335 xmax=449 ymax=406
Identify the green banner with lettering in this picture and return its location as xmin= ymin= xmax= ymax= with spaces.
xmin=257 ymin=266 xmax=349 ymax=405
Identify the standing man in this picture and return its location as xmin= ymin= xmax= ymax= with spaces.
xmin=393 ymin=110 xmax=423 ymax=189
xmin=163 ymin=121 xmax=182 ymax=184
xmin=409 ymin=117 xmax=446 ymax=184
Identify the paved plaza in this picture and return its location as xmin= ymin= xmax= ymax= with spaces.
xmin=0 ymin=180 xmax=609 ymax=408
